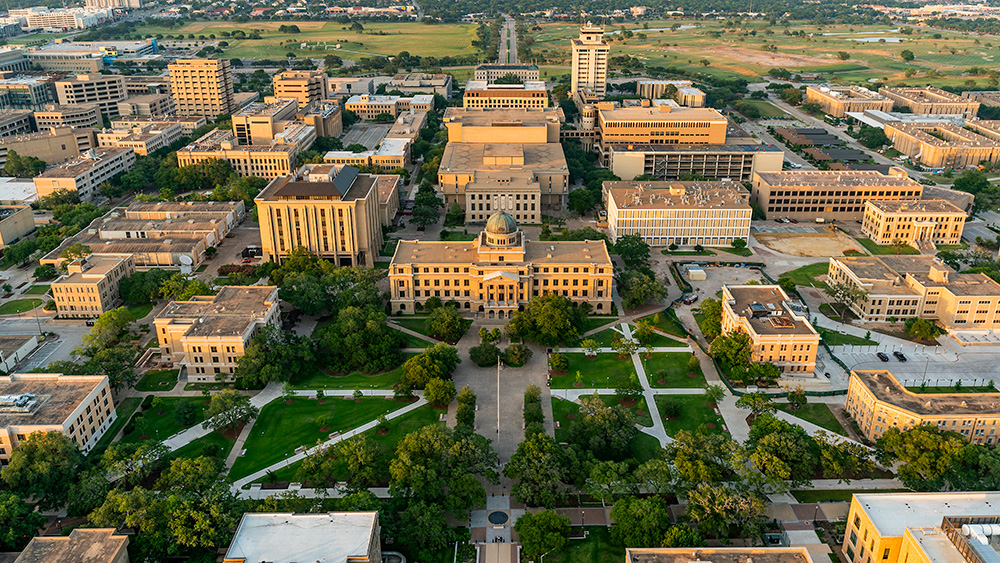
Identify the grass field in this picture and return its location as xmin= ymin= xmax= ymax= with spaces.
xmin=125 ymin=302 xmax=155 ymax=319
xmin=643 ymin=353 xmax=705 ymax=388
xmin=122 ymin=397 xmax=209 ymax=443
xmin=791 ymin=489 xmax=909 ymax=503
xmin=740 ymin=99 xmax=789 ymax=118
xmin=551 ymin=353 xmax=635 ymax=389
xmin=168 ymin=431 xmax=236 ymax=463
xmin=23 ymin=285 xmax=50 ymax=295
xmin=638 ymin=309 xmax=688 ymax=337
xmin=0 ymin=299 xmax=42 ymax=314
xmin=394 ymin=317 xmax=472 ymax=342
xmin=551 ymin=395 xmax=653 ymax=435
xmin=134 ymin=369 xmax=179 ymax=392
xmin=539 ymin=527 xmax=625 ymax=563
xmin=292 ymin=356 xmax=414 ymax=390
xmin=390 ymin=327 xmax=433 ymax=349
xmin=776 ymin=403 xmax=848 ymax=436
xmin=906 ymin=384 xmax=996 ymax=394
xmin=856 ymin=238 xmax=920 ymax=255
xmin=656 ymin=395 xmax=725 ymax=437
xmin=818 ymin=327 xmax=877 ymax=347
xmin=777 ymin=262 xmax=830 ymax=288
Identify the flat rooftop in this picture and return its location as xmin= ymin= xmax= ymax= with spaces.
xmin=809 ymin=84 xmax=888 ymax=100
xmin=234 ymin=98 xmax=297 ymax=118
xmin=853 ymin=369 xmax=1000 ymax=417
xmin=604 ymin=180 xmax=750 ymax=210
xmin=880 ymin=86 xmax=969 ymax=104
xmin=0 ymin=373 xmax=104 ymax=428
xmin=225 ymin=512 xmax=377 ymax=563
xmin=853 ymin=491 xmax=1000 ymax=535
xmin=443 ymin=106 xmax=564 ymax=125
xmin=888 ymin=122 xmax=1000 ymax=148
xmin=123 ymin=201 xmax=242 ymax=216
xmin=607 ymin=142 xmax=782 ymax=154
xmin=55 ymin=254 xmax=129 ymax=285
xmin=439 ymin=142 xmax=567 ymax=173
xmin=627 ymin=548 xmax=812 ymax=563
xmin=0 ymin=335 xmax=33 ymax=358
xmin=0 ymin=177 xmax=36 ymax=203
xmin=464 ymin=80 xmax=547 ymax=91
xmin=597 ymin=105 xmax=726 ymax=123
xmin=36 ymin=147 xmax=132 ymax=179
xmin=15 ymin=528 xmax=127 ymax=563
xmin=157 ymin=286 xmax=277 ymax=338
xmin=835 ymin=255 xmax=1000 ymax=297
xmin=475 ymin=63 xmax=539 ymax=70
xmin=755 ymin=169 xmax=920 ymax=188
xmin=393 ymin=238 xmax=612 ymax=265
xmin=725 ymin=284 xmax=817 ymax=336
xmin=866 ymin=198 xmax=965 ymax=215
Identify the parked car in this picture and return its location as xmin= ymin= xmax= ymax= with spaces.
xmin=893 ymin=351 xmax=907 ymax=362
xmin=877 ymin=352 xmax=890 ymax=362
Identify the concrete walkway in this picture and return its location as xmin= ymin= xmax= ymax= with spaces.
xmin=162 ymin=381 xmax=283 ymax=452
xmin=550 ymin=387 xmax=706 ymax=400
xmin=622 ymin=323 xmax=671 ymax=445
xmin=772 ymin=409 xmax=869 ymax=449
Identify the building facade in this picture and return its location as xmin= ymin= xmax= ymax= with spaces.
xmin=721 ymin=284 xmax=820 ymax=374
xmin=116 ymin=93 xmax=174 ymax=117
xmin=885 ymin=121 xmax=1000 ymax=169
xmin=635 ymin=80 xmax=707 ymax=107
xmin=54 ymin=73 xmax=127 ymax=117
xmin=570 ymin=24 xmax=609 ymax=102
xmin=0 ymin=110 xmax=34 ymax=138
xmin=387 ymin=73 xmax=453 ymax=98
xmin=168 ymin=58 xmax=235 ymax=119
xmin=344 ymin=94 xmax=434 ymax=119
xmin=272 ymin=70 xmax=329 ymax=109
xmin=34 ymin=103 xmax=100 ymax=128
xmin=51 ymin=254 xmax=135 ymax=318
xmin=462 ymin=81 xmax=548 ymax=109
xmin=33 ymin=146 xmax=135 ymax=201
xmin=175 ymin=129 xmax=303 ymax=179
xmin=97 ymin=122 xmax=184 ymax=156
xmin=0 ymin=205 xmax=34 ymax=248
xmin=805 ymin=85 xmax=895 ymax=118
xmin=473 ymin=63 xmax=540 ymax=83
xmin=595 ymin=103 xmax=729 ymax=165
xmin=606 ymin=142 xmax=784 ymax=182
xmin=861 ymin=198 xmax=966 ymax=250
xmin=880 ymin=87 xmax=980 ymax=118
xmin=0 ymin=126 xmax=96 ymax=168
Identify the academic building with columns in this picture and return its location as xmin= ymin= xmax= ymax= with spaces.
xmin=389 ymin=212 xmax=613 ymax=318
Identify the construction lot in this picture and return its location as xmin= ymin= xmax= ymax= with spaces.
xmin=750 ymin=225 xmax=864 ymax=257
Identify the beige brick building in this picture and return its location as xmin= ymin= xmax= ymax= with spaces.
xmin=116 ymin=93 xmax=175 ymax=118
xmin=155 ymin=286 xmax=279 ymax=382
xmin=605 ymin=143 xmax=784 ymax=183
xmin=34 ymin=146 xmax=136 ymax=202
xmin=473 ymin=63 xmax=540 ymax=83
xmin=344 ymin=94 xmax=433 ymax=119
xmin=15 ymin=528 xmax=129 ymax=563
xmin=635 ymin=80 xmax=707 ymax=107
xmin=0 ymin=126 xmax=97 ymax=169
xmin=805 ymin=85 xmax=894 ymax=118
xmin=97 ymin=122 xmax=183 ymax=156
xmin=595 ymin=103 xmax=729 ymax=165
xmin=176 ymin=129 xmax=305 ymax=179
xmin=846 ymin=369 xmax=1000 ymax=444
xmin=54 ymin=73 xmax=127 ymax=117
xmin=438 ymin=142 xmax=569 ymax=211
xmin=721 ymin=284 xmax=820 ymax=374
xmin=387 ymin=73 xmax=453 ymax=98
xmin=464 ymin=172 xmax=542 ymax=225
xmin=570 ymin=24 xmax=609 ymax=102
xmin=272 ymin=70 xmax=329 ymax=109
xmin=112 ymin=116 xmax=206 ymax=137
xmin=443 ymin=107 xmax=563 ymax=144
xmin=324 ymin=138 xmax=410 ymax=171
xmin=0 ymin=373 xmax=115 ymax=463
xmin=51 ymin=254 xmax=135 ymax=318
xmin=0 ymin=205 xmax=34 ymax=248
xmin=33 ymin=104 xmax=100 ymax=129
xmin=603 ymin=180 xmax=751 ymax=246
xmin=168 ymin=58 xmax=235 ymax=119
xmin=224 ymin=512 xmax=381 ymax=563
xmin=880 ymin=87 xmax=980 ymax=118
xmin=750 ymin=167 xmax=923 ymax=221
xmin=861 ymin=198 xmax=966 ymax=250
xmin=884 ymin=121 xmax=1000 ymax=169
xmin=389 ymin=212 xmax=614 ymax=317
xmin=827 ymin=255 xmax=1000 ymax=328
xmin=462 ymin=81 xmax=549 ymax=109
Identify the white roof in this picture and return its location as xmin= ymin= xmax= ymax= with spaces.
xmin=855 ymin=492 xmax=1000 ymax=535
xmin=225 ymin=512 xmax=377 ymax=563
xmin=0 ymin=176 xmax=37 ymax=204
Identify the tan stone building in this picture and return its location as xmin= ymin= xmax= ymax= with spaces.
xmin=155 ymin=286 xmax=280 ymax=382
xmin=464 ymin=171 xmax=541 ymax=225
xmin=595 ymin=103 xmax=729 ymax=165
xmin=884 ymin=121 xmax=1000 ymax=169
xmin=297 ymin=101 xmax=343 ymax=138
xmin=473 ymin=63 xmax=540 ymax=83
xmin=54 ymin=73 xmax=127 ymax=117
xmin=344 ymin=94 xmax=434 ymax=119
xmin=805 ymin=85 xmax=894 ymax=118
xmin=324 ymin=138 xmax=410 ymax=171
xmin=256 ymin=164 xmax=387 ymax=267
xmin=377 ymin=174 xmax=401 ymax=227
xmin=97 ymin=122 xmax=184 ymax=156
xmin=15 ymin=529 xmax=129 ymax=563
xmin=570 ymin=24 xmax=609 ymax=102
xmin=168 ymin=58 xmax=235 ymax=119
xmin=33 ymin=103 xmax=100 ymax=128
xmin=112 ymin=115 xmax=206 ymax=137
xmin=721 ymin=284 xmax=820 ymax=374
xmin=116 ymin=93 xmax=175 ymax=117
xmin=272 ymin=70 xmax=329 ymax=109
xmin=387 ymin=73 xmax=453 ymax=98
xmin=51 ymin=253 xmax=135 ymax=318
xmin=232 ymin=97 xmax=300 ymax=145
xmin=224 ymin=512 xmax=381 ymax=563
xmin=0 ymin=110 xmax=34 ymax=138
xmin=750 ymin=167 xmax=924 ymax=221
xmin=443 ymin=107 xmax=563 ymax=144
xmin=0 ymin=204 xmax=34 ymax=248
xmin=635 ymin=80 xmax=707 ymax=107
xmin=606 ymin=142 xmax=785 ymax=182
xmin=0 ymin=373 xmax=115 ymax=463
xmin=603 ymin=180 xmax=752 ymax=246
xmin=0 ymin=126 xmax=96 ymax=168
xmin=390 ymin=212 xmax=614 ymax=316
xmin=438 ymin=142 xmax=569 ymax=211
xmin=861 ymin=198 xmax=966 ymax=250
xmin=827 ymin=255 xmax=1000 ymax=328
xmin=462 ymin=81 xmax=549 ymax=109
xmin=176 ymin=129 xmax=304 ymax=179
xmin=846 ymin=369 xmax=1000 ymax=444
xmin=34 ymin=146 xmax=136 ymax=202
xmin=626 ymin=548 xmax=815 ymax=563
xmin=880 ymin=87 xmax=980 ymax=118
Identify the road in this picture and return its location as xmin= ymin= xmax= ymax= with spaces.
xmin=498 ymin=15 xmax=517 ymax=64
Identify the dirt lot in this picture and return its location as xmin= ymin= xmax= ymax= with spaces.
xmin=752 ymin=229 xmax=865 ymax=257
xmin=661 ymin=45 xmax=834 ymax=68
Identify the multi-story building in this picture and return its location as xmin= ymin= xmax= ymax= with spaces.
xmin=33 ymin=146 xmax=135 ymax=201
xmin=861 ymin=198 xmax=966 ymax=251
xmin=463 ymin=80 xmax=549 ymax=109
xmin=443 ymin=107 xmax=563 ymax=144
xmin=384 ymin=109 xmax=427 ymax=143
xmin=0 ymin=373 xmax=115 ymax=463
xmin=625 ymin=548 xmax=815 ymax=563
xmin=570 ymin=24 xmax=609 ymax=102
xmin=720 ymin=284 xmax=820 ymax=375
xmin=884 ymin=121 xmax=1000 ymax=168
xmin=0 ymin=73 xmax=60 ymax=110
xmin=272 ymin=70 xmax=329 ymax=109
xmin=231 ymin=97 xmax=299 ymax=145
xmin=122 ymin=75 xmax=170 ymax=96
xmin=438 ymin=142 xmax=569 ymax=211
xmin=750 ymin=167 xmax=924 ymax=221
xmin=13 ymin=6 xmax=113 ymax=29
xmin=34 ymin=103 xmax=100 ymax=128
xmin=846 ymin=369 xmax=1000 ymax=444
xmin=606 ymin=142 xmax=784 ymax=182
xmin=54 ymin=73 xmax=127 ymax=118
xmin=0 ymin=49 xmax=31 ymax=73
xmin=473 ymin=63 xmax=540 ymax=83
xmin=0 ymin=335 xmax=38 ymax=374
xmin=827 ymin=255 xmax=1000 ymax=328
xmin=390 ymin=211 xmax=614 ymax=316
xmin=97 ymin=122 xmax=183 ymax=156
xmin=463 ymin=172 xmax=541 ymax=225
xmin=595 ymin=102 xmax=729 ymax=165
xmin=324 ymin=138 xmax=410 ymax=171
xmin=168 ymin=58 xmax=235 ymax=119
xmin=155 ymin=286 xmax=279 ymax=382
xmin=224 ymin=512 xmax=381 ymax=563
xmin=635 ymin=79 xmax=707 ymax=107
xmin=175 ymin=129 xmax=306 ymax=179
xmin=51 ymin=253 xmax=135 ymax=318
xmin=327 ymin=77 xmax=374 ymax=100
xmin=880 ymin=87 xmax=980 ymax=118
xmin=112 ymin=115 xmax=206 ymax=137
xmin=805 ymin=85 xmax=895 ymax=118
xmin=963 ymin=90 xmax=1000 ymax=108
xmin=387 ymin=73 xmax=453 ymax=98
xmin=0 ymin=110 xmax=34 ymax=138
xmin=24 ymin=47 xmax=103 ymax=74
xmin=87 ymin=0 xmax=143 ymax=7
xmin=0 ymin=126 xmax=95 ymax=168
xmin=297 ymin=101 xmax=343 ymax=138
xmin=116 ymin=93 xmax=174 ymax=117
xmin=602 ymin=179 xmax=751 ymax=246
xmin=256 ymin=164 xmax=387 ymax=267
xmin=0 ymin=205 xmax=35 ymax=248
xmin=344 ymin=94 xmax=434 ymax=119
xmin=15 ymin=529 xmax=130 ymax=563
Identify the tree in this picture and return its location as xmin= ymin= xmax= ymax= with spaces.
xmin=685 ymin=482 xmax=767 ymax=540
xmin=101 ymin=440 xmax=168 ymax=487
xmin=837 ymin=51 xmax=851 ymax=60
xmin=779 ymin=87 xmax=802 ymax=105
xmin=456 ymin=386 xmax=476 ymax=429
xmin=610 ymin=496 xmax=673 ymax=547
xmin=787 ymin=386 xmax=807 ymax=410
xmin=735 ymin=391 xmax=776 ymax=417
xmin=825 ymin=282 xmax=867 ymax=319
xmin=581 ymin=338 xmax=600 ymax=357
xmin=664 ymin=429 xmax=739 ymax=489
xmin=469 ymin=341 xmax=501 ymax=367
xmin=709 ymin=331 xmax=752 ymax=367
xmin=619 ymin=270 xmax=668 ymax=310
xmin=506 ymin=293 xmax=589 ymax=346
xmin=33 ymin=264 xmax=57 ymax=280
xmin=905 ymin=317 xmax=946 ymax=340
xmin=615 ymin=234 xmax=650 ymax=268
xmin=856 ymin=125 xmax=890 ymax=149
xmin=901 ymin=49 xmax=915 ymax=61
xmin=568 ymin=188 xmax=599 ymax=214
xmin=704 ymin=384 xmax=726 ymax=405
xmin=504 ymin=432 xmax=578 ymax=507
xmin=204 ymin=389 xmax=259 ymax=433
xmin=585 ymin=460 xmax=635 ymax=506
xmin=158 ymin=273 xmax=211 ymax=301
xmin=515 ymin=510 xmax=570 ymax=560
xmin=235 ymin=325 xmax=315 ymax=387
xmin=615 ymin=372 xmax=644 ymax=402
xmin=503 ymin=343 xmax=532 ymax=367
xmin=3 ymin=150 xmax=45 ymax=178
xmin=548 ymin=352 xmax=569 ymax=372
xmin=612 ymin=336 xmax=638 ymax=358
xmin=662 ymin=525 xmax=705 ymax=547
xmin=1 ymin=432 xmax=83 ymax=510
xmin=444 ymin=202 xmax=464 ymax=226
xmin=0 ymin=492 xmax=44 ymax=550
xmin=428 ymin=305 xmax=465 ymax=341
xmin=314 ymin=305 xmax=404 ymax=374
xmin=876 ymin=425 xmax=969 ymax=490
xmin=425 ymin=377 xmax=456 ymax=406
xmin=337 ymin=435 xmax=385 ymax=490
xmin=698 ymin=298 xmax=723 ymax=340
xmin=81 ymin=307 xmax=134 ymax=351
xmin=402 ymin=343 xmax=460 ymax=388
xmin=394 ymin=501 xmax=453 ymax=562
xmin=569 ymin=392 xmax=638 ymax=460
xmin=747 ymin=415 xmax=818 ymax=487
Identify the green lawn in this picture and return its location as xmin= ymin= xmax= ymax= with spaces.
xmin=551 ymin=353 xmax=635 ymax=389
xmin=588 ymin=325 xmax=625 ymax=347
xmin=292 ymin=356 xmax=414 ymax=390
xmin=134 ymin=369 xmax=179 ymax=392
xmin=589 ymin=324 xmax=686 ymax=348
xmin=89 ymin=397 xmax=141 ymax=457
xmin=23 ymin=285 xmax=50 ymax=295
xmin=856 ymin=238 xmax=920 ymax=256
xmin=125 ymin=302 xmax=155 ymax=319
xmin=661 ymin=249 xmax=716 ymax=256
xmin=642 ymin=352 xmax=705 ymax=388
xmin=122 ymin=397 xmax=210 ymax=443
xmin=167 ymin=431 xmax=236 ymax=463
xmin=936 ymin=243 xmax=968 ymax=251
xmin=716 ymin=246 xmax=753 ymax=257
xmin=790 ymin=489 xmax=909 ymax=503
xmin=394 ymin=317 xmax=472 ymax=342
xmin=906 ymin=384 xmax=996 ymax=394
xmin=229 ymin=397 xmax=408 ymax=481
xmin=551 ymin=395 xmax=653 ymax=435
xmin=655 ymin=395 xmax=725 ymax=437
xmin=184 ymin=382 xmax=228 ymax=392
xmin=544 ymin=527 xmax=625 ymax=563
xmin=391 ymin=327 xmax=433 ymax=349
xmin=629 ymin=432 xmax=664 ymax=463
xmin=818 ymin=327 xmax=877 ymax=347
xmin=440 ymin=231 xmax=477 ymax=241
xmin=0 ymin=299 xmax=42 ymax=314
xmin=776 ymin=262 xmax=830 ymax=288
xmin=776 ymin=403 xmax=847 ymax=436
xmin=739 ymin=99 xmax=789 ymax=118
xmin=583 ymin=316 xmax=619 ymax=332
xmin=637 ymin=309 xmax=688 ymax=337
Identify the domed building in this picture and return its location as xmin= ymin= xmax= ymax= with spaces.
xmin=389 ymin=212 xmax=614 ymax=318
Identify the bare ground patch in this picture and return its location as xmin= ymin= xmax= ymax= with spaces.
xmin=656 ymin=45 xmax=835 ymax=68
xmin=753 ymin=230 xmax=864 ymax=257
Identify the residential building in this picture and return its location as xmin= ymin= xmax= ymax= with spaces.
xmin=324 ymin=138 xmax=410 ymax=171
xmin=176 ymin=128 xmax=306 ymax=179
xmin=51 ymin=253 xmax=135 ymax=318
xmin=570 ymin=23 xmax=609 ymax=102
xmin=327 ymin=77 xmax=374 ymax=100
xmin=387 ymin=73 xmax=453 ymax=98
xmin=595 ymin=102 xmax=729 ymax=165
xmin=463 ymin=80 xmax=549 ymax=109
xmin=880 ymin=87 xmax=980 ymax=118
xmin=625 ymin=548 xmax=815 ymax=563
xmin=847 ymin=369 xmax=1000 ymax=444
xmin=256 ymin=164 xmax=386 ymax=267
xmin=344 ymin=94 xmax=434 ymax=119
xmin=473 ymin=63 xmax=540 ymax=83
xmin=443 ymin=107 xmax=563 ymax=144
xmin=112 ymin=115 xmax=206 ymax=137
xmin=97 ymin=122 xmax=183 ymax=156
xmin=805 ymin=85 xmax=895 ymax=118
xmin=861 ymin=198 xmax=966 ymax=251
xmin=116 ymin=93 xmax=174 ymax=117
xmin=223 ymin=512 xmax=381 ymax=563
xmin=168 ymin=58 xmax=235 ymax=119
xmin=0 ymin=49 xmax=31 ymax=72
xmin=34 ymin=103 xmax=100 ymax=128
xmin=884 ymin=121 xmax=1000 ymax=168
xmin=0 ymin=110 xmax=33 ymax=138
xmin=602 ymin=179 xmax=751 ymax=246
xmin=272 ymin=70 xmax=328 ymax=109
xmin=33 ymin=146 xmax=135 ymax=201
xmin=605 ymin=142 xmax=784 ymax=182
xmin=390 ymin=211 xmax=614 ymax=316
xmin=750 ymin=167 xmax=924 ymax=221
xmin=0 ymin=126 xmax=96 ymax=168
xmin=438 ymin=142 xmax=569 ymax=210
xmin=0 ymin=73 xmax=60 ymax=110
xmin=155 ymin=286 xmax=279 ymax=382
xmin=0 ymin=373 xmax=115 ymax=463
xmin=635 ymin=79 xmax=707 ymax=107
xmin=0 ymin=335 xmax=38 ymax=374
xmin=720 ymin=284 xmax=820 ymax=374
xmin=0 ymin=204 xmax=35 ymax=248
xmin=827 ymin=255 xmax=1000 ymax=328
xmin=54 ymin=73 xmax=127 ymax=118
xmin=464 ymin=172 xmax=542 ymax=225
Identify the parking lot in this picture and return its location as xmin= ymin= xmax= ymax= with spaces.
xmin=342 ymin=123 xmax=391 ymax=150
xmin=962 ymin=220 xmax=997 ymax=245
